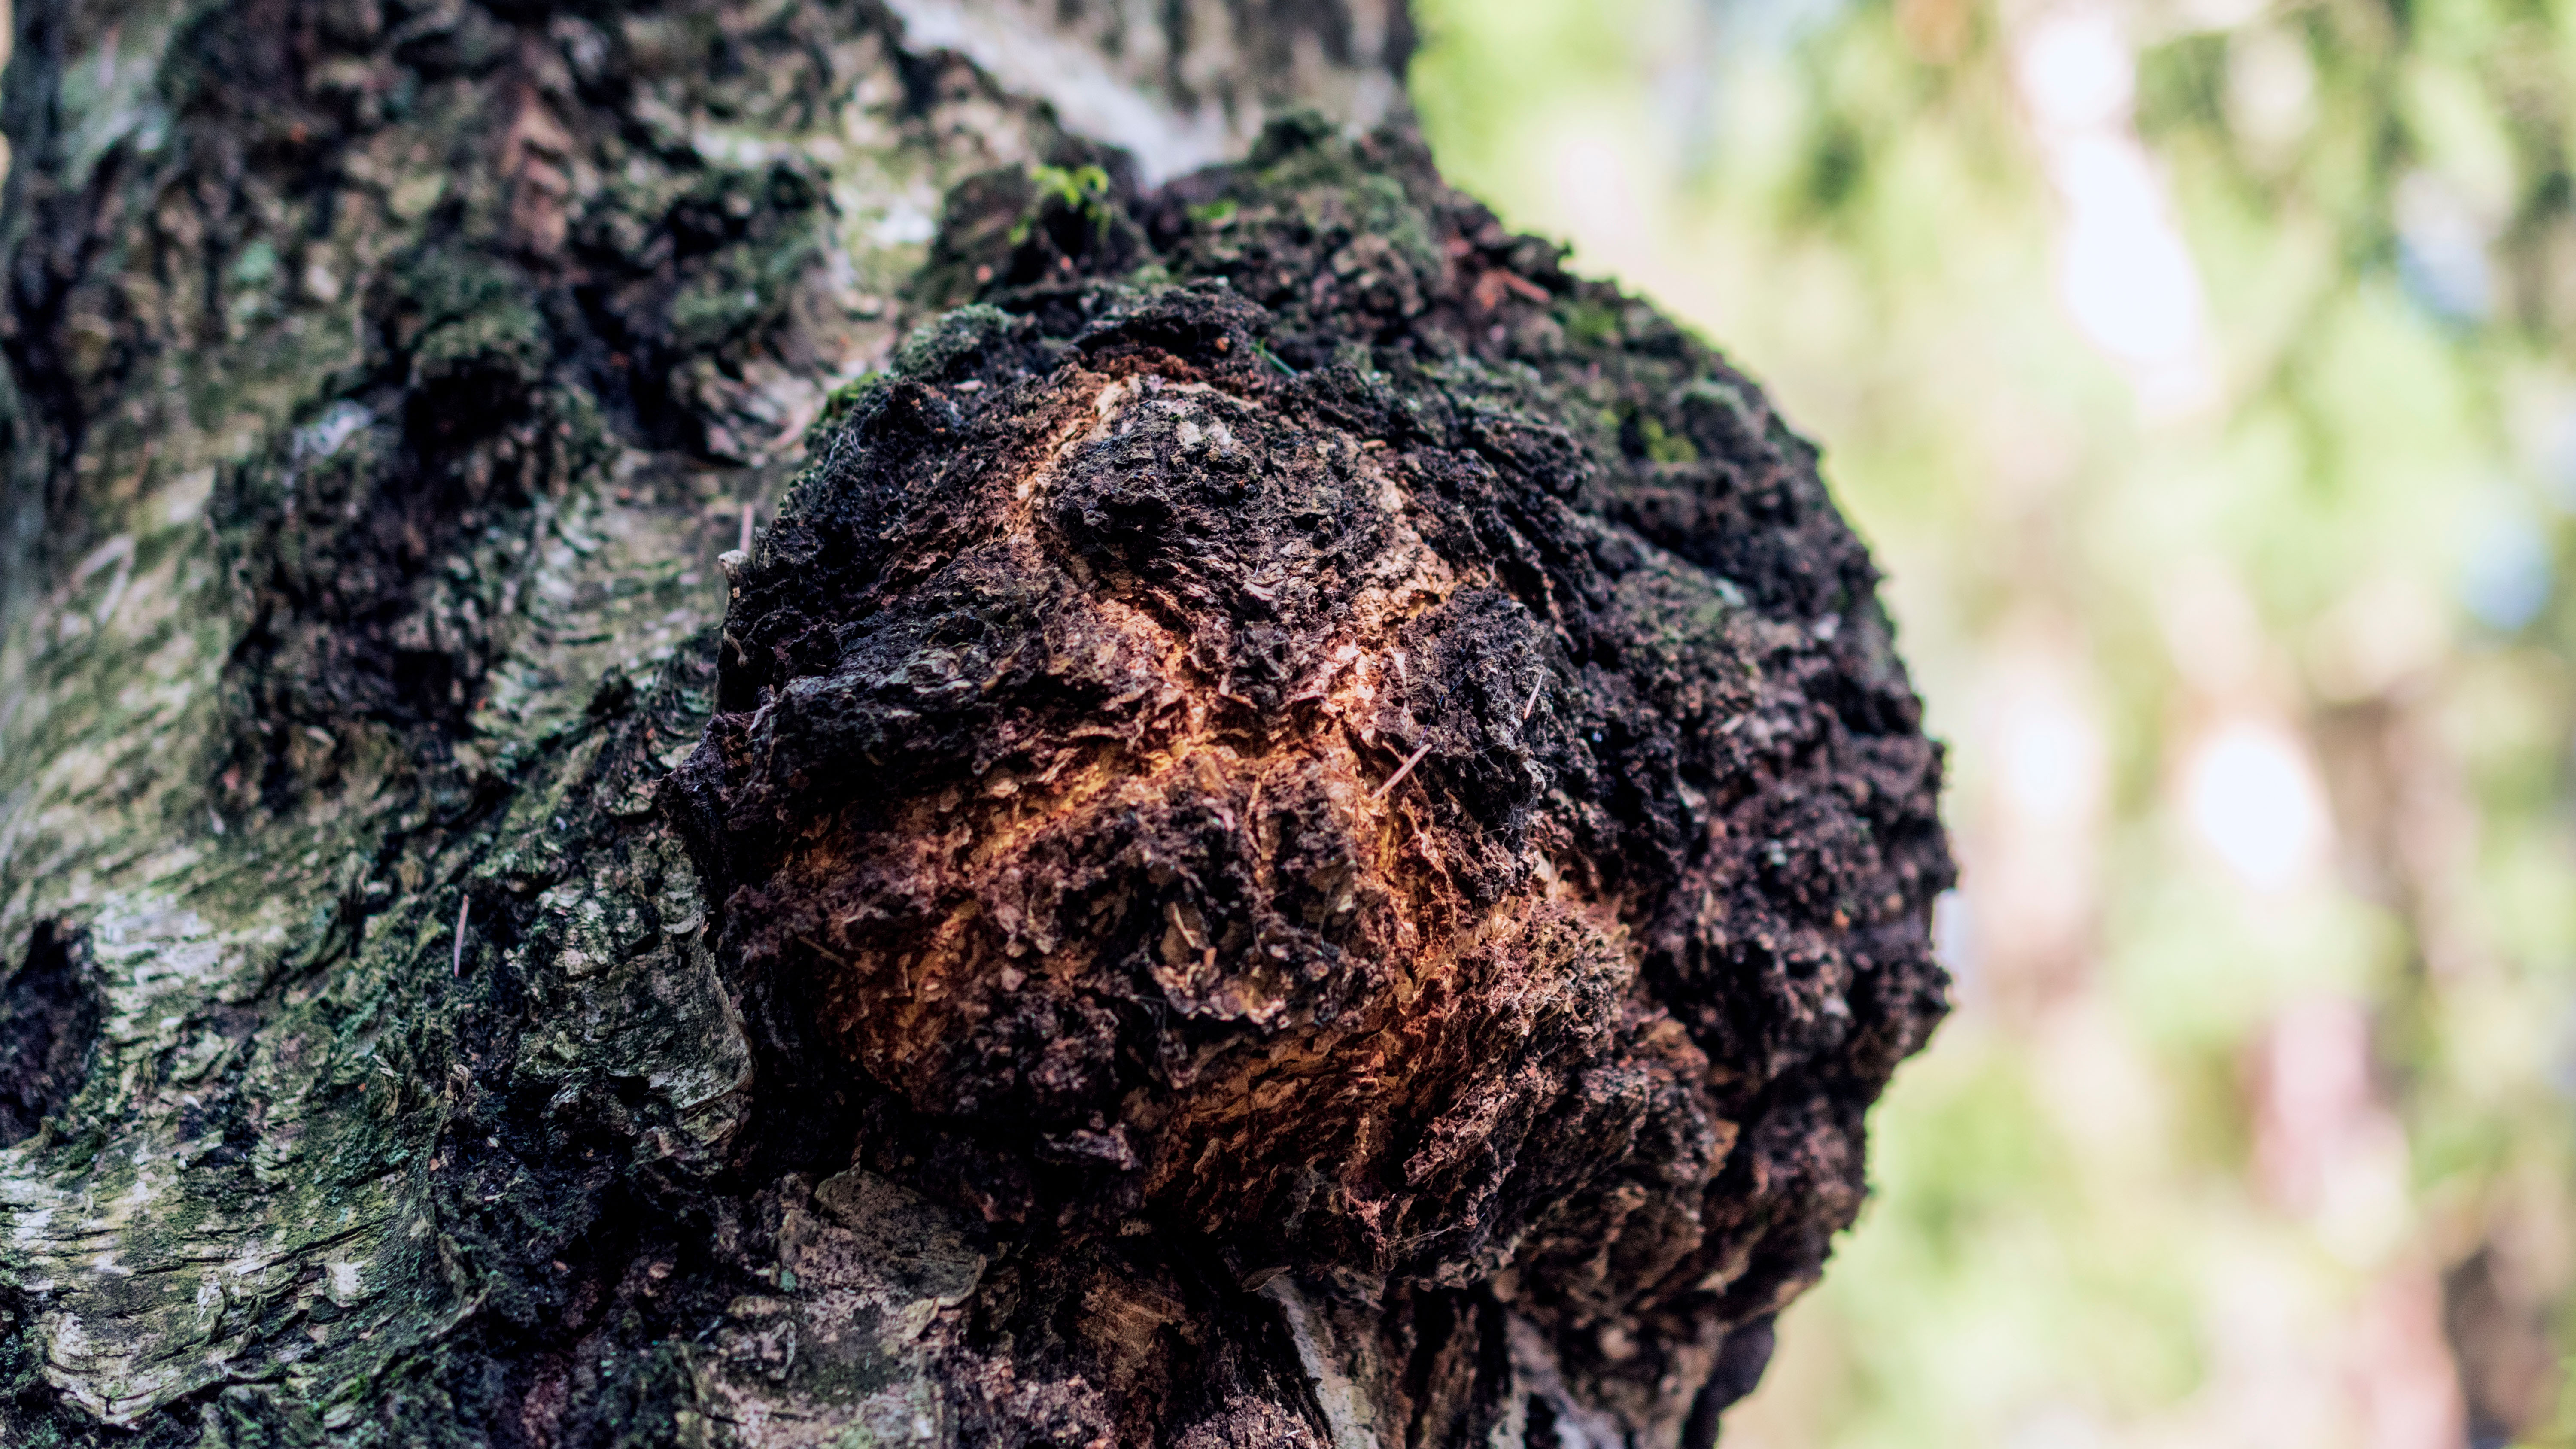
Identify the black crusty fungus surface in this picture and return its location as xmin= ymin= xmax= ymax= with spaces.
xmin=673 ymin=120 xmax=1952 ymax=1446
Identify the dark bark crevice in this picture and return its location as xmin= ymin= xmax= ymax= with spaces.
xmin=0 ymin=921 xmax=99 ymax=1148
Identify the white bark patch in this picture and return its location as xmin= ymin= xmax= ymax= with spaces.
xmin=885 ymin=0 xmax=1237 ymax=182
xmin=1261 ymin=1276 xmax=1384 ymax=1449
xmin=883 ymin=0 xmax=1404 ymax=183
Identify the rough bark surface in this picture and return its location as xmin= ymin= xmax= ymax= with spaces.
xmin=0 ymin=1 xmax=1944 ymax=1446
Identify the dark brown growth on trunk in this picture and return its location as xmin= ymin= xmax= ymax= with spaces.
xmin=0 ymin=0 xmax=1937 ymax=1432
xmin=0 ymin=923 xmax=98 ymax=1148
xmin=674 ymin=122 xmax=1951 ymax=1446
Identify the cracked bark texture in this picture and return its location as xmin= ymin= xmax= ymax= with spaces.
xmin=0 ymin=2 xmax=1946 ymax=1446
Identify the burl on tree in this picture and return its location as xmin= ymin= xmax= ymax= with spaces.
xmin=668 ymin=122 xmax=1950 ymax=1446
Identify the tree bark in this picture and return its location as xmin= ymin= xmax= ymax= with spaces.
xmin=0 ymin=3 xmax=1947 ymax=1447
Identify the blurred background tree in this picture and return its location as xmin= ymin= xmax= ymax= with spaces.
xmin=1410 ymin=0 xmax=2576 ymax=1445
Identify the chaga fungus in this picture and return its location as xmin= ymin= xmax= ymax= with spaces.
xmin=673 ymin=123 xmax=1951 ymax=1441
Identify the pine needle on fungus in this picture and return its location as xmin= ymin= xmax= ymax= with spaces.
xmin=1373 ymin=740 xmax=1435 ymax=800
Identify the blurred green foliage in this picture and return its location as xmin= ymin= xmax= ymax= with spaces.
xmin=1413 ymin=0 xmax=2576 ymax=1444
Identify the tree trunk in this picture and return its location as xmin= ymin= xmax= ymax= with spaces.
xmin=0 ymin=3 xmax=1948 ymax=1446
